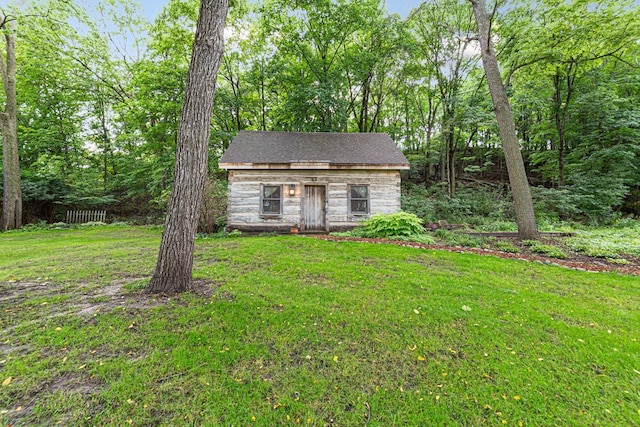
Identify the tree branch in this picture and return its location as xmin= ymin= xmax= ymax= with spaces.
xmin=0 ymin=37 xmax=6 ymax=93
xmin=67 ymin=53 xmax=129 ymax=103
xmin=488 ymin=0 xmax=499 ymax=36
xmin=504 ymin=55 xmax=553 ymax=88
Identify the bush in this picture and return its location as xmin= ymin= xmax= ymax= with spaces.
xmin=198 ymin=177 xmax=228 ymax=234
xmin=401 ymin=182 xmax=514 ymax=224
xmin=401 ymin=182 xmax=437 ymax=221
xmin=434 ymin=229 xmax=485 ymax=248
xmin=531 ymin=173 xmax=629 ymax=225
xmin=334 ymin=212 xmax=435 ymax=243
xmin=522 ymin=241 xmax=568 ymax=259
xmin=359 ymin=212 xmax=425 ymax=238
xmin=531 ymin=186 xmax=582 ymax=222
xmin=493 ymin=240 xmax=521 ymax=253
xmin=567 ymin=173 xmax=628 ymax=224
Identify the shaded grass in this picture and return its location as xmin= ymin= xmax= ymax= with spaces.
xmin=0 ymin=227 xmax=639 ymax=426
xmin=0 ymin=225 xmax=161 ymax=285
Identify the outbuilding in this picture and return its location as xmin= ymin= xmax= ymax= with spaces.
xmin=219 ymin=131 xmax=410 ymax=233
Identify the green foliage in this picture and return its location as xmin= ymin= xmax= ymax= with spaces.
xmin=434 ymin=229 xmax=485 ymax=248
xmin=568 ymin=243 xmax=620 ymax=259
xmin=492 ymin=240 xmax=521 ymax=253
xmin=522 ymin=241 xmax=568 ymax=259
xmin=359 ymin=211 xmax=425 ymax=238
xmin=6 ymin=0 xmax=640 ymax=229
xmin=565 ymin=173 xmax=629 ymax=224
xmin=333 ymin=212 xmax=435 ymax=243
xmin=566 ymin=221 xmax=640 ymax=258
xmin=474 ymin=220 xmax=518 ymax=232
xmin=227 ymin=229 xmax=242 ymax=237
xmin=198 ymin=178 xmax=228 ymax=234
xmin=530 ymin=186 xmax=582 ymax=222
xmin=400 ymin=182 xmax=437 ymax=221
xmin=401 ymin=182 xmax=514 ymax=225
xmin=531 ymin=174 xmax=632 ymax=225
xmin=19 ymin=172 xmax=70 ymax=203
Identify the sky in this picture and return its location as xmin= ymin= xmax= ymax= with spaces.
xmin=134 ymin=0 xmax=424 ymax=21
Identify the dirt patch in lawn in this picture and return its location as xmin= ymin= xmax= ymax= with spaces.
xmin=0 ymin=276 xmax=223 ymax=424
xmin=0 ymin=278 xmax=222 ymax=339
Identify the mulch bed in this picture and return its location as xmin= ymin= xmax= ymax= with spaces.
xmin=310 ymin=235 xmax=640 ymax=276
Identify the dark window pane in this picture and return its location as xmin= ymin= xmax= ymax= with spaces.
xmin=351 ymin=200 xmax=368 ymax=213
xmin=262 ymin=185 xmax=282 ymax=215
xmin=263 ymin=199 xmax=280 ymax=214
xmin=349 ymin=185 xmax=369 ymax=214
xmin=351 ymin=186 xmax=367 ymax=199
xmin=263 ymin=186 xmax=280 ymax=198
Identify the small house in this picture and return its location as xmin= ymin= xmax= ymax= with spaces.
xmin=219 ymin=131 xmax=410 ymax=233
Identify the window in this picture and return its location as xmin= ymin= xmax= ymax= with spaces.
xmin=261 ymin=185 xmax=282 ymax=216
xmin=349 ymin=185 xmax=369 ymax=214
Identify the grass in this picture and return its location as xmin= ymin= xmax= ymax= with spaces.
xmin=1 ymin=226 xmax=639 ymax=426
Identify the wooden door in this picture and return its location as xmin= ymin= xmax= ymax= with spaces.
xmin=303 ymin=185 xmax=326 ymax=231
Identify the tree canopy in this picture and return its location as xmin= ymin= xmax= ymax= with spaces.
xmin=1 ymin=0 xmax=639 ymax=227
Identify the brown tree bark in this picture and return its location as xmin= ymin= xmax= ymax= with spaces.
xmin=148 ymin=0 xmax=228 ymax=294
xmin=1 ymin=17 xmax=21 ymax=231
xmin=469 ymin=0 xmax=538 ymax=240
xmin=552 ymin=63 xmax=576 ymax=188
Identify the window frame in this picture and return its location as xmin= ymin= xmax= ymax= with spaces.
xmin=348 ymin=184 xmax=369 ymax=215
xmin=260 ymin=184 xmax=283 ymax=217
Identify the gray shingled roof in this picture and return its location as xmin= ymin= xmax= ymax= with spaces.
xmin=219 ymin=131 xmax=409 ymax=168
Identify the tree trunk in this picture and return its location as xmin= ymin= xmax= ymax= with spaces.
xmin=1 ymin=18 xmax=21 ymax=231
xmin=447 ymin=129 xmax=456 ymax=197
xmin=440 ymin=143 xmax=447 ymax=185
xmin=469 ymin=0 xmax=538 ymax=240
xmin=442 ymin=104 xmax=456 ymax=196
xmin=148 ymin=0 xmax=228 ymax=294
xmin=259 ymin=60 xmax=266 ymax=131
xmin=552 ymin=65 xmax=575 ymax=188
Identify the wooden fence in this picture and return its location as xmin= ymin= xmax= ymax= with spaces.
xmin=65 ymin=210 xmax=107 ymax=224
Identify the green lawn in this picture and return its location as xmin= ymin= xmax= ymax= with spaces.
xmin=1 ymin=226 xmax=639 ymax=426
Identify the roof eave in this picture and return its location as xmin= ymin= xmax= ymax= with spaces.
xmin=219 ymin=162 xmax=410 ymax=171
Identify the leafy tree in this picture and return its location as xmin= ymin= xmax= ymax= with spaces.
xmin=149 ymin=0 xmax=229 ymax=294
xmin=469 ymin=0 xmax=538 ymax=239
xmin=259 ymin=0 xmax=396 ymax=133
xmin=408 ymin=0 xmax=479 ymax=195
xmin=2 ymin=0 xmax=638 ymax=227
xmin=501 ymin=0 xmax=640 ymax=187
xmin=0 ymin=10 xmax=20 ymax=230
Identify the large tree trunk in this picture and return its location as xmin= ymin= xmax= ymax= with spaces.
xmin=1 ymin=18 xmax=21 ymax=231
xmin=469 ymin=0 xmax=538 ymax=240
xmin=148 ymin=0 xmax=228 ymax=294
